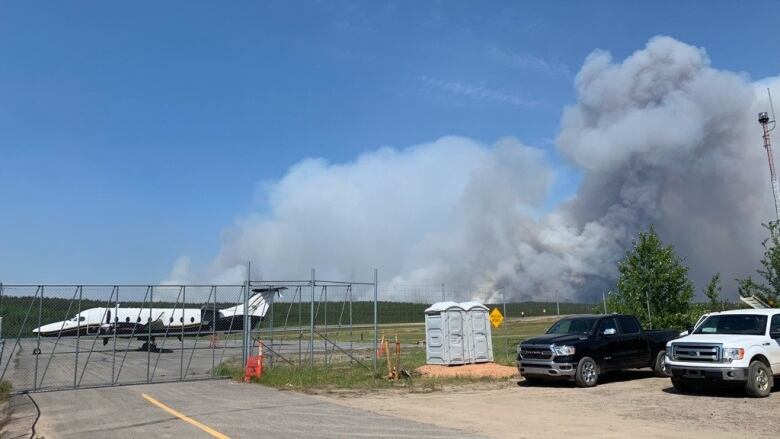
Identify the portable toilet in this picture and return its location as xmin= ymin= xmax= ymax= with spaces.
xmin=460 ymin=301 xmax=494 ymax=363
xmin=424 ymin=302 xmax=466 ymax=365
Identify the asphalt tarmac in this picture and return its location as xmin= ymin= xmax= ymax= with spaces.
xmin=12 ymin=380 xmax=481 ymax=438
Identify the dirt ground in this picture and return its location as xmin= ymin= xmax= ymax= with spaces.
xmin=416 ymin=362 xmax=518 ymax=378
xmin=325 ymin=370 xmax=780 ymax=439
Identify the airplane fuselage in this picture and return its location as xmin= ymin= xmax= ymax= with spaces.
xmin=33 ymin=306 xmax=262 ymax=339
xmin=32 ymin=290 xmax=274 ymax=341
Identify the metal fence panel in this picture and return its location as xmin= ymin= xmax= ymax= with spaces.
xmin=0 ymin=284 xmax=249 ymax=393
xmin=0 ymin=272 xmax=594 ymax=393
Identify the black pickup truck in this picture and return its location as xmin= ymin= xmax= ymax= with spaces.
xmin=517 ymin=314 xmax=679 ymax=387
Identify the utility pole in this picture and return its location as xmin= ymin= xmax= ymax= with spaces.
xmin=645 ymin=289 xmax=653 ymax=330
xmin=759 ymin=89 xmax=780 ymax=222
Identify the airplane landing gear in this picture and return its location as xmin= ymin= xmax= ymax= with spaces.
xmin=139 ymin=339 xmax=161 ymax=353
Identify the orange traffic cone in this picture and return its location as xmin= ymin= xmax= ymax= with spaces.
xmin=244 ymin=341 xmax=264 ymax=382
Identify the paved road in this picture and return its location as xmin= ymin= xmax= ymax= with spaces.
xmin=14 ymin=380 xmax=481 ymax=438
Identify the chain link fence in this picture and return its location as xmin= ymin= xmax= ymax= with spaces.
xmin=0 ymin=284 xmax=248 ymax=393
xmin=0 ymin=275 xmax=597 ymax=393
xmin=374 ymin=284 xmax=597 ymax=369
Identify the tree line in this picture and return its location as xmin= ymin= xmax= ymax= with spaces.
xmin=608 ymin=222 xmax=780 ymax=330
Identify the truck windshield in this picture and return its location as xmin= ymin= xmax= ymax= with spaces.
xmin=547 ymin=317 xmax=599 ymax=335
xmin=693 ymin=314 xmax=767 ymax=336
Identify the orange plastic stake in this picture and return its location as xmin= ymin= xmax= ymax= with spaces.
xmin=385 ymin=339 xmax=392 ymax=377
xmin=377 ymin=334 xmax=385 ymax=358
xmin=395 ymin=336 xmax=401 ymax=380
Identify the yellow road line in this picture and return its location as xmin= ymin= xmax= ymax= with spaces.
xmin=141 ymin=393 xmax=230 ymax=439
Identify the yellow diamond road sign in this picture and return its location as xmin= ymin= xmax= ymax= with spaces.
xmin=490 ymin=307 xmax=504 ymax=328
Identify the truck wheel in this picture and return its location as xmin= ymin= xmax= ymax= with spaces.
xmin=671 ymin=377 xmax=693 ymax=394
xmin=653 ymin=350 xmax=671 ymax=377
xmin=575 ymin=357 xmax=599 ymax=388
xmin=745 ymin=361 xmax=773 ymax=398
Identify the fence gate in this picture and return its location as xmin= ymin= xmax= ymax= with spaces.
xmin=0 ymin=284 xmax=248 ymax=393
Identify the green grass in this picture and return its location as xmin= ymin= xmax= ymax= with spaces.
xmin=214 ymin=317 xmax=563 ymax=393
xmin=219 ymin=357 xmax=508 ymax=393
xmin=0 ymin=380 xmax=10 ymax=402
xmin=0 ymin=380 xmax=12 ymax=433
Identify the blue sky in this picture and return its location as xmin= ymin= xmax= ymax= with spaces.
xmin=1 ymin=1 xmax=778 ymax=283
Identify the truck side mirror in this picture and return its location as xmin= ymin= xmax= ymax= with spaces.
xmin=602 ymin=328 xmax=617 ymax=336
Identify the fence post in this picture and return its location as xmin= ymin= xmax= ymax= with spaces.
xmin=112 ymin=286 xmax=119 ymax=386
xmin=310 ymin=269 xmax=315 ymax=367
xmin=503 ymin=298 xmax=508 ymax=363
xmin=180 ymin=286 xmax=185 ymax=380
xmin=75 ymin=285 xmax=82 ymax=389
xmin=324 ymin=286 xmax=328 ymax=368
xmin=373 ymin=269 xmax=378 ymax=373
xmin=148 ymin=286 xmax=154 ymax=382
xmin=349 ymin=284 xmax=353 ymax=364
xmin=33 ymin=286 xmax=44 ymax=391
xmin=269 ymin=285 xmax=274 ymax=369
xmin=243 ymin=262 xmax=251 ymax=367
xmin=298 ymin=286 xmax=302 ymax=366
xmin=211 ymin=287 xmax=217 ymax=377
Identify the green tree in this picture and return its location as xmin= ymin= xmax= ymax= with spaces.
xmin=737 ymin=222 xmax=780 ymax=307
xmin=607 ymin=226 xmax=694 ymax=329
xmin=703 ymin=273 xmax=722 ymax=312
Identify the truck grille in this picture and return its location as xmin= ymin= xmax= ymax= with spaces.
xmin=520 ymin=347 xmax=553 ymax=360
xmin=673 ymin=344 xmax=720 ymax=362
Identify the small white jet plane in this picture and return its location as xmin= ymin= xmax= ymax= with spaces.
xmin=32 ymin=287 xmax=283 ymax=351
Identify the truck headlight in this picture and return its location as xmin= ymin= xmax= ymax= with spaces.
xmin=666 ymin=346 xmax=675 ymax=360
xmin=552 ymin=345 xmax=575 ymax=356
xmin=721 ymin=348 xmax=745 ymax=362
xmin=517 ymin=344 xmax=522 ymax=355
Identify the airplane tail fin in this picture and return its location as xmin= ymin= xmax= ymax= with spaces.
xmin=219 ymin=287 xmax=286 ymax=318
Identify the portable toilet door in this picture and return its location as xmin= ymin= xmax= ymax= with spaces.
xmin=462 ymin=309 xmax=474 ymax=363
xmin=445 ymin=305 xmax=466 ymax=364
xmin=425 ymin=301 xmax=461 ymax=365
xmin=461 ymin=302 xmax=493 ymax=363
xmin=424 ymin=305 xmax=446 ymax=365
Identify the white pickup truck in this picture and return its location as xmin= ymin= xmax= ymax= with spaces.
xmin=665 ymin=309 xmax=780 ymax=397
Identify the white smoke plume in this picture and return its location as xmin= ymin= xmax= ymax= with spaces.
xmin=177 ymin=36 xmax=780 ymax=303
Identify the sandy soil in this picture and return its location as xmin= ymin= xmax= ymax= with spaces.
xmin=416 ymin=363 xmax=518 ymax=378
xmin=325 ymin=370 xmax=780 ymax=439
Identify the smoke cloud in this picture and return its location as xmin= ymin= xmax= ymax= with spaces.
xmin=178 ymin=36 xmax=780 ymax=302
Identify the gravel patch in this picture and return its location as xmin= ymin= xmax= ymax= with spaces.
xmin=416 ymin=362 xmax=518 ymax=378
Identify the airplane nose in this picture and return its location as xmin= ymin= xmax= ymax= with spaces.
xmin=32 ymin=322 xmax=67 ymax=335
